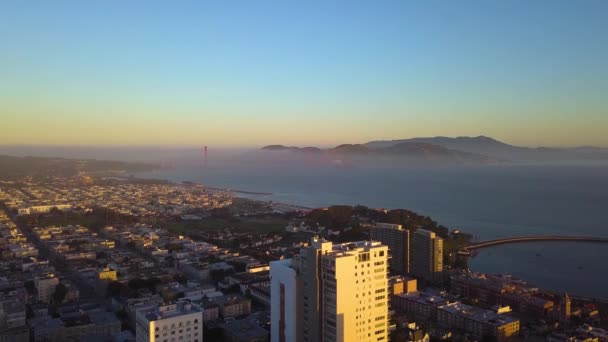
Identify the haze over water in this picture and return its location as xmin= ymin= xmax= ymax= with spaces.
xmin=129 ymin=150 xmax=608 ymax=299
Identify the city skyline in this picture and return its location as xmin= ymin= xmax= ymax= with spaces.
xmin=2 ymin=1 xmax=607 ymax=147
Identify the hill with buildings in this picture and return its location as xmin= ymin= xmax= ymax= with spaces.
xmin=0 ymin=154 xmax=157 ymax=180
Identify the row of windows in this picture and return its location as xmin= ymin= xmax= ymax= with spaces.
xmin=370 ymin=250 xmax=385 ymax=258
xmin=156 ymin=338 xmax=198 ymax=342
xmin=155 ymin=333 xmax=199 ymax=339
xmin=155 ymin=327 xmax=199 ymax=336
xmin=358 ymin=252 xmax=370 ymax=262
xmin=154 ymin=320 xmax=199 ymax=331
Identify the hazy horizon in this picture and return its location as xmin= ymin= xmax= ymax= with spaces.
xmin=1 ymin=133 xmax=608 ymax=150
xmin=2 ymin=1 xmax=607 ymax=147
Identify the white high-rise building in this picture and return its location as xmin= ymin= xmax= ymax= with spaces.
xmin=270 ymin=258 xmax=302 ymax=342
xmin=271 ymin=237 xmax=389 ymax=342
xmin=135 ymin=301 xmax=203 ymax=342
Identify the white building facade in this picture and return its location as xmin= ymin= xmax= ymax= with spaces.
xmin=135 ymin=302 xmax=203 ymax=342
xmin=271 ymin=238 xmax=390 ymax=342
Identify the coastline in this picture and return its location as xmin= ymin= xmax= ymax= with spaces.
xmin=130 ymin=171 xmax=608 ymax=300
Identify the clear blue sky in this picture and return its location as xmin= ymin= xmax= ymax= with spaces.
xmin=1 ymin=1 xmax=607 ymax=147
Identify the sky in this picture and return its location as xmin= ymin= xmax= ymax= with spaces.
xmin=1 ymin=1 xmax=607 ymax=148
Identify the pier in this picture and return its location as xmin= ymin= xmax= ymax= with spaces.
xmin=458 ymin=235 xmax=608 ymax=256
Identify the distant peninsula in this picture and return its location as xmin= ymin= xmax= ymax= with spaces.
xmin=262 ymin=135 xmax=608 ymax=163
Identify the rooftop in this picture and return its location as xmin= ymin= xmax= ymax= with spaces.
xmin=223 ymin=318 xmax=269 ymax=339
xmin=397 ymin=291 xmax=448 ymax=306
xmin=142 ymin=302 xmax=201 ymax=322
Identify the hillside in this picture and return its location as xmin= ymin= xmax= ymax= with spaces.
xmin=261 ymin=141 xmax=496 ymax=164
xmin=0 ymin=155 xmax=157 ymax=180
xmin=365 ymin=136 xmax=608 ymax=161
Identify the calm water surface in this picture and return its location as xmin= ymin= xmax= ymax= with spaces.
xmin=138 ymin=162 xmax=608 ymax=298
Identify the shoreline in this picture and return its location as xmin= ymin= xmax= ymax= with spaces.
xmin=130 ymin=172 xmax=607 ymax=300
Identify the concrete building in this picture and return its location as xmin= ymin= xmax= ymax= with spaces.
xmin=410 ymin=230 xmax=443 ymax=284
xmin=560 ymin=293 xmax=572 ymax=322
xmin=96 ymin=268 xmax=118 ymax=296
xmin=271 ymin=237 xmax=390 ymax=342
xmin=214 ymin=295 xmax=252 ymax=320
xmin=17 ymin=204 xmax=71 ymax=216
xmin=34 ymin=273 xmax=60 ymax=303
xmin=392 ymin=291 xmax=448 ymax=321
xmin=270 ymin=258 xmax=301 ymax=342
xmin=370 ymin=223 xmax=410 ymax=275
xmin=437 ymin=302 xmax=520 ymax=342
xmin=222 ymin=318 xmax=269 ymax=342
xmin=450 ymin=271 xmax=555 ymax=317
xmin=390 ymin=276 xmax=417 ymax=296
xmin=200 ymin=301 xmax=219 ymax=323
xmin=0 ymin=298 xmax=26 ymax=330
xmin=0 ymin=327 xmax=29 ymax=342
xmin=29 ymin=311 xmax=121 ymax=342
xmin=135 ymin=302 xmax=203 ymax=342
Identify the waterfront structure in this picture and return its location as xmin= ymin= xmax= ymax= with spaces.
xmin=135 ymin=302 xmax=203 ymax=342
xmin=410 ymin=229 xmax=443 ymax=283
xmin=270 ymin=237 xmax=390 ymax=342
xmin=450 ymin=271 xmax=555 ymax=317
xmin=370 ymin=223 xmax=410 ymax=275
xmin=436 ymin=302 xmax=520 ymax=342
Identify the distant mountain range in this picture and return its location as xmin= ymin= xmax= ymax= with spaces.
xmin=261 ymin=141 xmax=494 ymax=164
xmin=262 ymin=136 xmax=608 ymax=164
xmin=366 ymin=136 xmax=608 ymax=161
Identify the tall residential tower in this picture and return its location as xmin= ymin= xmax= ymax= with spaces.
xmin=270 ymin=238 xmax=390 ymax=342
xmin=410 ymin=229 xmax=444 ymax=284
xmin=370 ymin=223 xmax=410 ymax=275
